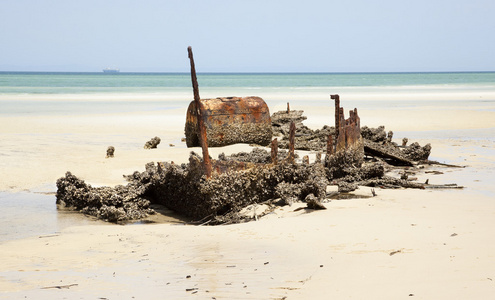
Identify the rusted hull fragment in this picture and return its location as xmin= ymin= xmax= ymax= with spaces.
xmin=324 ymin=95 xmax=364 ymax=179
xmin=328 ymin=95 xmax=364 ymax=162
xmin=185 ymin=96 xmax=272 ymax=147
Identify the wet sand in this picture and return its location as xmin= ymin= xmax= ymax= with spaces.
xmin=1 ymin=89 xmax=495 ymax=299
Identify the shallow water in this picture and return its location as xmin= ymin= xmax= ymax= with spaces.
xmin=0 ymin=191 xmax=189 ymax=243
xmin=0 ymin=191 xmax=106 ymax=243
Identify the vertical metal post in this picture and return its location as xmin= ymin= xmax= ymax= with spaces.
xmin=188 ymin=46 xmax=212 ymax=178
xmin=288 ymin=121 xmax=296 ymax=163
xmin=327 ymin=134 xmax=333 ymax=155
xmin=271 ymin=138 xmax=278 ymax=165
xmin=315 ymin=152 xmax=322 ymax=164
xmin=336 ymin=107 xmax=346 ymax=152
xmin=331 ymin=94 xmax=340 ymax=140
xmin=354 ymin=108 xmax=360 ymax=130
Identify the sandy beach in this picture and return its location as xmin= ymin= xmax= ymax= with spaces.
xmin=1 ymin=88 xmax=495 ymax=299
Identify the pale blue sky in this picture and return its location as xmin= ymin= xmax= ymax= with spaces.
xmin=1 ymin=0 xmax=494 ymax=72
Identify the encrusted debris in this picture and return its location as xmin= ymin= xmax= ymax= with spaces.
xmin=106 ymin=146 xmax=115 ymax=158
xmin=361 ymin=125 xmax=431 ymax=164
xmin=144 ymin=136 xmax=161 ymax=149
xmin=56 ymin=171 xmax=155 ymax=223
xmin=273 ymin=109 xmax=431 ymax=166
xmin=272 ymin=109 xmax=334 ymax=151
xmin=57 ymin=149 xmax=328 ymax=224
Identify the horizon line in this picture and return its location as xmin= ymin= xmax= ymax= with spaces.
xmin=1 ymin=70 xmax=494 ymax=75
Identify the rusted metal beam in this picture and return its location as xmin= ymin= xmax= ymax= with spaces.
xmin=327 ymin=134 xmax=333 ymax=155
xmin=336 ymin=107 xmax=346 ymax=152
xmin=288 ymin=121 xmax=296 ymax=163
xmin=188 ymin=46 xmax=212 ymax=178
xmin=331 ymin=94 xmax=340 ymax=140
xmin=271 ymin=138 xmax=278 ymax=165
xmin=354 ymin=108 xmax=360 ymax=133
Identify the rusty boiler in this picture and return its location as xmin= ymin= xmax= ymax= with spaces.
xmin=185 ymin=96 xmax=272 ymax=147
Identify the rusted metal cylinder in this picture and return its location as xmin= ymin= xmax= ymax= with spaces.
xmin=185 ymin=96 xmax=272 ymax=147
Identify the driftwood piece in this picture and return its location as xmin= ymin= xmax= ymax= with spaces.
xmin=360 ymin=176 xmax=464 ymax=190
xmin=42 ymin=284 xmax=78 ymax=289
xmin=424 ymin=160 xmax=465 ymax=168
xmin=424 ymin=183 xmax=464 ymax=189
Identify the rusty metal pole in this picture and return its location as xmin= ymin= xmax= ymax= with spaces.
xmin=327 ymin=134 xmax=333 ymax=156
xmin=331 ymin=94 xmax=340 ymax=140
xmin=287 ymin=102 xmax=290 ymax=113
xmin=315 ymin=152 xmax=322 ymax=164
xmin=288 ymin=121 xmax=296 ymax=163
xmin=354 ymin=108 xmax=360 ymax=130
xmin=188 ymin=46 xmax=212 ymax=178
xmin=271 ymin=138 xmax=278 ymax=165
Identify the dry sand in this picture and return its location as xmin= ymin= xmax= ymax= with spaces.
xmin=1 ymin=92 xmax=495 ymax=299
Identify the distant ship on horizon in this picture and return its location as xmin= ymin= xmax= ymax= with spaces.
xmin=103 ymin=68 xmax=120 ymax=73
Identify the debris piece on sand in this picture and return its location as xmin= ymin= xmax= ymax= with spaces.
xmin=305 ymin=194 xmax=326 ymax=210
xmin=56 ymin=172 xmax=155 ymax=223
xmin=144 ymin=136 xmax=161 ymax=149
xmin=106 ymin=146 xmax=115 ymax=158
xmin=362 ymin=126 xmax=431 ymax=165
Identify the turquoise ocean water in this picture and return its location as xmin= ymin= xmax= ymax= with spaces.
xmin=2 ymin=71 xmax=494 ymax=116
xmin=1 ymin=72 xmax=495 ymax=94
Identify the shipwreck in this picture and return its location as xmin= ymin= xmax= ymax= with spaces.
xmin=56 ymin=47 xmax=463 ymax=224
